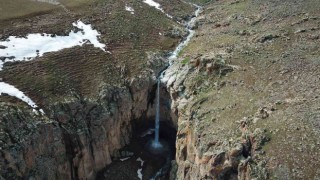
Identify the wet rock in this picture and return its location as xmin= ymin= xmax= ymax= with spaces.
xmin=120 ymin=151 xmax=134 ymax=157
xmin=146 ymin=52 xmax=168 ymax=75
xmin=170 ymin=160 xmax=178 ymax=180
xmin=7 ymin=56 xmax=15 ymax=60
xmin=165 ymin=26 xmax=188 ymax=38
xmin=188 ymin=20 xmax=199 ymax=30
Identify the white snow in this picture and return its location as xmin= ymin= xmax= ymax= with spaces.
xmin=0 ymin=20 xmax=106 ymax=113
xmin=120 ymin=157 xmax=131 ymax=161
xmin=73 ymin=21 xmax=106 ymax=51
xmin=125 ymin=5 xmax=135 ymax=14
xmin=0 ymin=80 xmax=44 ymax=114
xmin=0 ymin=20 xmax=106 ymax=70
xmin=136 ymin=157 xmax=144 ymax=166
xmin=143 ymin=0 xmax=172 ymax=19
xmin=143 ymin=0 xmax=162 ymax=10
xmin=0 ymin=82 xmax=37 ymax=108
xmin=137 ymin=168 xmax=143 ymax=180
xmin=136 ymin=157 xmax=144 ymax=179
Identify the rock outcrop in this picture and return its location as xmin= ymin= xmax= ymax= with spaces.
xmin=164 ymin=0 xmax=320 ymax=179
xmin=1 ymin=0 xmax=320 ymax=179
xmin=0 ymin=74 xmax=158 ymax=179
xmin=0 ymin=0 xmax=193 ymax=179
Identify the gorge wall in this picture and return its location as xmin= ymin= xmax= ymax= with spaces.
xmin=0 ymin=0 xmax=194 ymax=179
xmin=0 ymin=70 xmax=158 ymax=179
xmin=1 ymin=0 xmax=320 ymax=179
xmin=166 ymin=0 xmax=320 ymax=179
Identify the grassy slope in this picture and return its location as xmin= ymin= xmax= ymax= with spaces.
xmin=0 ymin=0 xmax=56 ymax=20
xmin=0 ymin=0 xmax=193 ymax=107
xmin=178 ymin=0 xmax=320 ymax=179
xmin=0 ymin=0 xmax=92 ymax=20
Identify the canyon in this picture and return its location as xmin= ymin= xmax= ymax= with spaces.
xmin=1 ymin=0 xmax=320 ymax=180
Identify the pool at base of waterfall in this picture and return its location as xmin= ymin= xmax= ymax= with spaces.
xmin=148 ymin=139 xmax=168 ymax=155
xmin=96 ymin=122 xmax=176 ymax=180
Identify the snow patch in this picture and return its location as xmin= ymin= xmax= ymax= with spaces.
xmin=136 ymin=157 xmax=144 ymax=179
xmin=0 ymin=82 xmax=44 ymax=114
xmin=125 ymin=5 xmax=135 ymax=14
xmin=136 ymin=157 xmax=144 ymax=166
xmin=143 ymin=0 xmax=162 ymax=10
xmin=120 ymin=157 xmax=131 ymax=161
xmin=0 ymin=20 xmax=106 ymax=113
xmin=137 ymin=168 xmax=143 ymax=180
xmin=143 ymin=0 xmax=172 ymax=19
xmin=0 ymin=20 xmax=106 ymax=70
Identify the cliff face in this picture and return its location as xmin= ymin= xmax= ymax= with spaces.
xmin=0 ymin=0 xmax=194 ymax=178
xmin=164 ymin=53 xmax=268 ymax=180
xmin=166 ymin=0 xmax=320 ymax=179
xmin=0 ymin=71 xmax=160 ymax=179
xmin=1 ymin=0 xmax=320 ymax=179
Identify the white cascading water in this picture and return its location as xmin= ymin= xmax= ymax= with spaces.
xmin=151 ymin=5 xmax=201 ymax=150
xmin=152 ymin=79 xmax=162 ymax=148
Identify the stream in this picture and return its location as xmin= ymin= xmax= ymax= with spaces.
xmin=150 ymin=4 xmax=202 ymax=179
xmin=97 ymin=3 xmax=201 ymax=180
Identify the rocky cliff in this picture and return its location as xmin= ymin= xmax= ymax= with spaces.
xmin=0 ymin=71 xmax=159 ymax=179
xmin=1 ymin=0 xmax=320 ymax=179
xmin=0 ymin=0 xmax=194 ymax=179
xmin=166 ymin=0 xmax=320 ymax=179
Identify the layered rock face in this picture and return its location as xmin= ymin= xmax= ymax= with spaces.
xmin=166 ymin=0 xmax=320 ymax=179
xmin=0 ymin=0 xmax=195 ymax=179
xmin=165 ymin=54 xmax=265 ymax=180
xmin=2 ymin=0 xmax=320 ymax=179
xmin=0 ymin=73 xmax=158 ymax=179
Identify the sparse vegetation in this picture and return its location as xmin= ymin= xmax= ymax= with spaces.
xmin=181 ymin=57 xmax=190 ymax=65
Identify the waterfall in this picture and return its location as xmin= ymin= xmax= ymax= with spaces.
xmin=151 ymin=4 xmax=202 ymax=150
xmin=152 ymin=79 xmax=162 ymax=148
